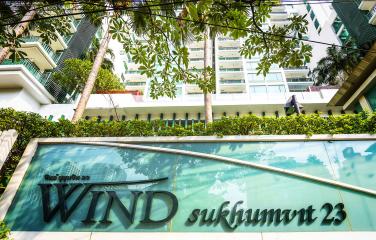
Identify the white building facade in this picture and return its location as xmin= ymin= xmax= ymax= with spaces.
xmin=5 ymin=3 xmax=370 ymax=121
xmin=89 ymin=4 xmax=345 ymax=122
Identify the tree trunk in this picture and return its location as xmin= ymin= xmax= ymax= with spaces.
xmin=203 ymin=28 xmax=213 ymax=123
xmin=0 ymin=7 xmax=37 ymax=63
xmin=72 ymin=27 xmax=111 ymax=122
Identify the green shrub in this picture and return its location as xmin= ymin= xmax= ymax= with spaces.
xmin=1 ymin=108 xmax=376 ymax=195
xmin=0 ymin=221 xmax=11 ymax=240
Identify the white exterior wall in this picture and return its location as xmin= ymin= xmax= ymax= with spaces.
xmin=83 ymin=89 xmax=345 ymax=120
xmin=287 ymin=3 xmax=341 ymax=69
xmin=0 ymin=89 xmax=41 ymax=112
xmin=0 ymin=88 xmax=75 ymax=120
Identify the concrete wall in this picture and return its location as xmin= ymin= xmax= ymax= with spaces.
xmin=0 ymin=89 xmax=41 ymax=112
xmin=0 ymin=129 xmax=17 ymax=171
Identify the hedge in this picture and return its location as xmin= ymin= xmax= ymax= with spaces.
xmin=1 ymin=107 xmax=376 ymax=194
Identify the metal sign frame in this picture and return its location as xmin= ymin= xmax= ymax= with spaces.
xmin=1 ymin=134 xmax=376 ymax=240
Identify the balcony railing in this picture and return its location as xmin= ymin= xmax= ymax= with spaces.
xmin=366 ymin=6 xmax=376 ymax=20
xmin=218 ymin=47 xmax=239 ymax=50
xmin=286 ymin=77 xmax=313 ymax=82
xmin=0 ymin=59 xmax=70 ymax=103
xmin=127 ymin=70 xmax=142 ymax=74
xmin=63 ymin=34 xmax=73 ymax=44
xmin=190 ymin=48 xmax=204 ymax=51
xmin=126 ymin=82 xmax=146 ymax=86
xmin=1 ymin=59 xmax=42 ymax=80
xmin=190 ymin=58 xmax=204 ymax=61
xmin=217 ymin=37 xmax=234 ymax=41
xmin=69 ymin=16 xmax=80 ymax=28
xmin=354 ymin=0 xmax=362 ymax=6
xmin=219 ymin=68 xmax=243 ymax=72
xmin=218 ymin=57 xmax=241 ymax=60
xmin=22 ymin=36 xmax=60 ymax=62
xmin=220 ymin=80 xmax=245 ymax=84
xmin=284 ymin=66 xmax=309 ymax=70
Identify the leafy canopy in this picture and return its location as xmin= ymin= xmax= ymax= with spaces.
xmin=311 ymin=40 xmax=362 ymax=86
xmin=52 ymin=59 xmax=124 ymax=94
xmin=105 ymin=0 xmax=312 ymax=98
xmin=0 ymin=0 xmax=72 ymax=61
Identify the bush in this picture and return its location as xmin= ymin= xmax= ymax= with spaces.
xmin=0 ymin=221 xmax=11 ymax=240
xmin=0 ymin=108 xmax=375 ymax=194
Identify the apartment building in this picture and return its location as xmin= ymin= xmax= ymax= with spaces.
xmin=89 ymin=4 xmax=341 ymax=121
xmin=333 ymin=0 xmax=376 ymax=49
xmin=0 ymin=11 xmax=97 ymax=119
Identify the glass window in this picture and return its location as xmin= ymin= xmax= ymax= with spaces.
xmin=265 ymin=73 xmax=283 ymax=82
xmin=248 ymin=73 xmax=264 ymax=82
xmin=247 ymin=62 xmax=259 ymax=70
xmin=306 ymin=3 xmax=311 ymax=12
xmin=310 ymin=11 xmax=315 ymax=21
xmin=250 ymin=86 xmax=267 ymax=93
xmin=176 ymin=87 xmax=183 ymax=96
xmin=339 ymin=28 xmax=350 ymax=44
xmin=268 ymin=85 xmax=286 ymax=93
xmin=332 ymin=17 xmax=343 ymax=34
xmin=314 ymin=19 xmax=320 ymax=29
xmin=270 ymin=64 xmax=279 ymax=70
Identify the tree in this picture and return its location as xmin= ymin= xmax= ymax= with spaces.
xmin=72 ymin=0 xmax=312 ymax=122
xmin=122 ymin=0 xmax=312 ymax=123
xmin=311 ymin=41 xmax=362 ymax=86
xmin=72 ymin=0 xmax=189 ymax=122
xmin=83 ymin=36 xmax=115 ymax=70
xmin=0 ymin=1 xmax=71 ymax=63
xmin=52 ymin=58 xmax=124 ymax=97
xmin=72 ymin=0 xmax=114 ymax=122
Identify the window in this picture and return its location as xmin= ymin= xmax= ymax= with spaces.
xmin=176 ymin=87 xmax=183 ymax=96
xmin=339 ymin=28 xmax=350 ymax=44
xmin=250 ymin=86 xmax=267 ymax=93
xmin=265 ymin=73 xmax=283 ymax=82
xmin=268 ymin=85 xmax=286 ymax=93
xmin=314 ymin=19 xmax=320 ymax=29
xmin=332 ymin=17 xmax=343 ymax=34
xmin=306 ymin=4 xmax=311 ymax=13
xmin=248 ymin=73 xmax=264 ymax=82
xmin=247 ymin=62 xmax=259 ymax=70
xmin=310 ymin=11 xmax=315 ymax=21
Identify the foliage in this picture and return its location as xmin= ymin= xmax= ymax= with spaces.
xmin=52 ymin=59 xmax=124 ymax=95
xmin=311 ymin=41 xmax=362 ymax=86
xmin=100 ymin=0 xmax=312 ymax=98
xmin=1 ymin=108 xmax=376 ymax=195
xmin=83 ymin=36 xmax=115 ymax=70
xmin=0 ymin=1 xmax=71 ymax=62
xmin=0 ymin=221 xmax=11 ymax=240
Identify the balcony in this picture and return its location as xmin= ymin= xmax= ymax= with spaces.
xmin=356 ymin=0 xmax=376 ymax=10
xmin=286 ymin=77 xmax=313 ymax=82
xmin=190 ymin=48 xmax=204 ymax=51
xmin=126 ymin=81 xmax=146 ymax=86
xmin=220 ymin=79 xmax=246 ymax=84
xmin=19 ymin=36 xmax=60 ymax=70
xmin=367 ymin=6 xmax=376 ymax=25
xmin=190 ymin=58 xmax=204 ymax=62
xmin=63 ymin=34 xmax=73 ymax=44
xmin=218 ymin=47 xmax=240 ymax=51
xmin=66 ymin=15 xmax=80 ymax=33
xmin=219 ymin=68 xmax=243 ymax=72
xmin=270 ymin=11 xmax=289 ymax=20
xmin=218 ymin=57 xmax=242 ymax=61
xmin=0 ymin=59 xmax=70 ymax=103
xmin=270 ymin=19 xmax=290 ymax=26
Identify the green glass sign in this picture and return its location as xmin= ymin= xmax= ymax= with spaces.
xmin=3 ymin=140 xmax=376 ymax=232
